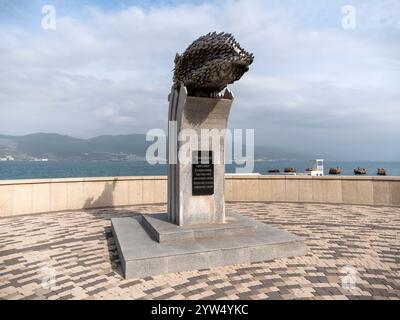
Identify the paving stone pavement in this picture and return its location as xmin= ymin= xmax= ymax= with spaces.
xmin=0 ymin=202 xmax=399 ymax=300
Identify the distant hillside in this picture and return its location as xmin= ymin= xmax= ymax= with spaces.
xmin=0 ymin=133 xmax=312 ymax=161
xmin=0 ymin=133 xmax=151 ymax=161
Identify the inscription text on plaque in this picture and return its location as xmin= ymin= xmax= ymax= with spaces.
xmin=192 ymin=151 xmax=214 ymax=196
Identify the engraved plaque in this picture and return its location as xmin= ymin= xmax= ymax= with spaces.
xmin=192 ymin=151 xmax=214 ymax=196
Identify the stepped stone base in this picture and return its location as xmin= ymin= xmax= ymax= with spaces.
xmin=142 ymin=213 xmax=256 ymax=243
xmin=111 ymin=212 xmax=307 ymax=279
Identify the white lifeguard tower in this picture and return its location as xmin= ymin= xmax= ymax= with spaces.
xmin=305 ymin=159 xmax=324 ymax=176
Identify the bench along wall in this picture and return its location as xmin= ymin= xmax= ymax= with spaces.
xmin=0 ymin=175 xmax=399 ymax=217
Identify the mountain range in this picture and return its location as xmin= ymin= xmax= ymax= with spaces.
xmin=0 ymin=133 xmax=312 ymax=161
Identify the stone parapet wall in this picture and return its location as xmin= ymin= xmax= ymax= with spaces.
xmin=225 ymin=175 xmax=400 ymax=207
xmin=1 ymin=175 xmax=399 ymax=217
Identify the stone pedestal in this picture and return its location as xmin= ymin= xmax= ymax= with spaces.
xmin=112 ymin=213 xmax=306 ymax=279
xmin=167 ymin=84 xmax=234 ymax=226
xmin=111 ymin=84 xmax=306 ymax=279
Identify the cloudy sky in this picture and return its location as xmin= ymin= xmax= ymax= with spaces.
xmin=0 ymin=0 xmax=399 ymax=160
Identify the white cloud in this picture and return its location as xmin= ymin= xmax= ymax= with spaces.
xmin=0 ymin=0 xmax=399 ymax=160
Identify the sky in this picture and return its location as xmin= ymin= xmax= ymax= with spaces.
xmin=0 ymin=0 xmax=399 ymax=160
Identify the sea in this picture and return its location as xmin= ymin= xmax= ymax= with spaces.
xmin=0 ymin=160 xmax=399 ymax=180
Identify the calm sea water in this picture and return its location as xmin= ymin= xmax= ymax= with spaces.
xmin=0 ymin=160 xmax=399 ymax=180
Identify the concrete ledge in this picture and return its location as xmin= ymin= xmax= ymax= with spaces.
xmin=142 ymin=212 xmax=256 ymax=243
xmin=2 ymin=175 xmax=400 ymax=217
xmin=111 ymin=212 xmax=307 ymax=279
xmin=0 ymin=175 xmax=167 ymax=186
